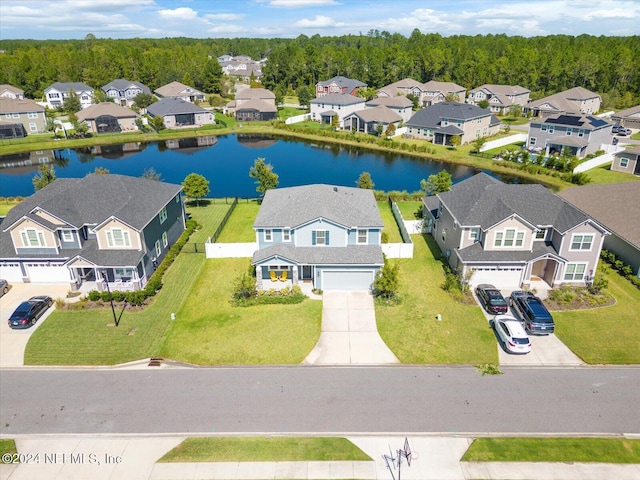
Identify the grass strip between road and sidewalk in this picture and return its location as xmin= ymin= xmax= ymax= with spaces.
xmin=158 ymin=437 xmax=372 ymax=462
xmin=0 ymin=439 xmax=17 ymax=456
xmin=461 ymin=437 xmax=640 ymax=463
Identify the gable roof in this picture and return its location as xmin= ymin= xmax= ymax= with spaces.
xmin=253 ymin=244 xmax=384 ymax=266
xmin=236 ymin=99 xmax=277 ymax=113
xmin=346 ymin=106 xmax=402 ymax=124
xmin=407 ymin=102 xmax=493 ymax=128
xmin=236 ymin=88 xmax=275 ymax=101
xmin=377 ymin=78 xmax=424 ymax=96
xmin=612 ymin=104 xmax=640 ymax=120
xmin=76 ymin=102 xmax=138 ymax=121
xmin=542 ymin=113 xmax=611 ymax=131
xmin=310 ymin=93 xmax=366 ymax=107
xmin=470 ymin=84 xmax=530 ymax=96
xmin=101 ymin=79 xmax=151 ymax=94
xmin=317 ymin=75 xmax=366 ymax=92
xmin=147 ymin=98 xmax=209 ymax=117
xmin=422 ymin=80 xmax=465 ymax=93
xmin=154 ymin=81 xmax=203 ymax=98
xmin=0 ymin=97 xmax=45 ymax=114
xmin=0 ymin=84 xmax=24 ymax=95
xmin=526 ymin=87 xmax=601 ymax=114
xmin=366 ymin=96 xmax=413 ymax=109
xmin=45 ymin=82 xmax=93 ymax=93
xmin=253 ymin=184 xmax=383 ymax=229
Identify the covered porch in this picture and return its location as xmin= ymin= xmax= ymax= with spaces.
xmin=68 ymin=257 xmax=145 ymax=292
xmin=545 ymin=137 xmax=588 ymax=159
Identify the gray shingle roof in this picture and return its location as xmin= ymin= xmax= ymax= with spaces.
xmin=407 ymin=102 xmax=493 ymax=128
xmin=253 ymin=184 xmax=383 ymax=229
xmin=457 ymin=240 xmax=563 ymax=263
xmin=147 ymin=98 xmax=209 ymax=117
xmin=101 ymin=79 xmax=151 ymax=95
xmin=310 ymin=93 xmax=366 ymax=107
xmin=46 ymin=82 xmax=93 ymax=93
xmin=346 ymin=106 xmax=402 ymax=123
xmin=317 ymin=76 xmax=366 ymax=92
xmin=236 ymin=99 xmax=277 ymax=113
xmin=76 ymin=102 xmax=138 ymax=121
xmin=366 ymin=96 xmax=413 ymax=109
xmin=252 ymin=243 xmax=384 ymax=265
xmin=0 ymin=97 xmax=45 ymax=114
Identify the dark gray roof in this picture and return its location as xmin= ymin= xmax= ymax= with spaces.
xmin=253 ymin=184 xmax=383 ymax=229
xmin=407 ymin=102 xmax=493 ymax=128
xmin=252 ymin=243 xmax=384 ymax=266
xmin=101 ymin=79 xmax=151 ymax=95
xmin=436 ymin=125 xmax=463 ymax=135
xmin=46 ymin=82 xmax=93 ymax=92
xmin=457 ymin=241 xmax=564 ymax=263
xmin=437 ymin=173 xmax=601 ymax=234
xmin=310 ymin=93 xmax=366 ymax=107
xmin=147 ymin=98 xmax=209 ymax=117
xmin=2 ymin=174 xmax=182 ymax=232
xmin=317 ymin=76 xmax=366 ymax=92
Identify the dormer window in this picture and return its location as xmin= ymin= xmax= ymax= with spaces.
xmin=106 ymin=228 xmax=131 ymax=247
xmin=313 ymin=230 xmax=329 ymax=246
xmin=61 ymin=230 xmax=74 ymax=242
xmin=21 ymin=228 xmax=46 ymax=247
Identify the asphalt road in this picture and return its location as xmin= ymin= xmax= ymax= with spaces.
xmin=1 ymin=366 xmax=639 ymax=435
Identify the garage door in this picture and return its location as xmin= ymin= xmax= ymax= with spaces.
xmin=25 ymin=263 xmax=71 ymax=283
xmin=469 ymin=267 xmax=523 ymax=288
xmin=0 ymin=263 xmax=23 ymax=282
xmin=322 ymin=270 xmax=374 ymax=290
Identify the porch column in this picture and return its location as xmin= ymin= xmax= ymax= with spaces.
xmin=292 ymin=266 xmax=299 ymax=286
xmin=256 ymin=266 xmax=263 ymax=290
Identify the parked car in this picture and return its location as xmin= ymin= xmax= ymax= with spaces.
xmin=618 ymin=128 xmax=632 ymax=136
xmin=0 ymin=279 xmax=8 ymax=297
xmin=509 ymin=290 xmax=555 ymax=335
xmin=611 ymin=125 xmax=620 ymax=134
xmin=475 ymin=284 xmax=508 ymax=314
xmin=493 ymin=315 xmax=532 ymax=354
xmin=8 ymin=296 xmax=53 ymax=329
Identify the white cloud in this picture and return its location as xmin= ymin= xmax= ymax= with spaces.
xmin=582 ymin=8 xmax=637 ymax=20
xmin=157 ymin=7 xmax=199 ymax=20
xmin=294 ymin=15 xmax=340 ymax=28
xmin=205 ymin=13 xmax=246 ymax=21
xmin=268 ymin=0 xmax=337 ymax=7
xmin=208 ymin=24 xmax=245 ymax=34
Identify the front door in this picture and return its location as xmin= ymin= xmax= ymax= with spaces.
xmin=302 ymin=265 xmax=313 ymax=280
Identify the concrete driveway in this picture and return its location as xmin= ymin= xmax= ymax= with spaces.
xmin=303 ymin=290 xmax=399 ymax=365
xmin=0 ymin=282 xmax=70 ymax=367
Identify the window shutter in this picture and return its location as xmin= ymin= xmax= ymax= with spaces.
xmin=326 ymin=230 xmax=330 ymax=245
xmin=312 ymin=231 xmax=316 ymax=245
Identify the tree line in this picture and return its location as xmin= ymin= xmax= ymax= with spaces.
xmin=1 ymin=31 xmax=638 ymax=109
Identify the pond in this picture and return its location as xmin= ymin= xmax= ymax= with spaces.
xmin=0 ymin=134 xmax=527 ymax=198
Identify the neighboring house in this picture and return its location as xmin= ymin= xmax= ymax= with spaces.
xmin=218 ymin=55 xmax=263 ymax=81
xmin=309 ymin=93 xmax=366 ymax=127
xmin=611 ymin=104 xmax=640 ymax=130
xmin=43 ymin=82 xmax=94 ymax=110
xmin=0 ymin=97 xmax=47 ymax=136
xmin=559 ymin=182 xmax=640 ymax=277
xmin=0 ymin=84 xmax=25 ymax=99
xmin=226 ymin=88 xmax=277 ymax=121
xmin=610 ymin=145 xmax=640 ymax=176
xmin=0 ymin=174 xmax=185 ymax=291
xmin=524 ymin=86 xmax=602 ymax=118
xmin=365 ymin=96 xmax=414 ymax=123
xmin=467 ymin=84 xmax=531 ymax=114
xmin=147 ymin=98 xmax=215 ymax=129
xmin=376 ymin=78 xmax=424 ymax=99
xmin=420 ymin=80 xmax=466 ymax=106
xmin=423 ymin=173 xmax=609 ymax=288
xmin=344 ymin=106 xmax=402 ymax=135
xmin=406 ymin=102 xmax=500 ymax=145
xmin=101 ymin=79 xmax=151 ymax=107
xmin=75 ymin=102 xmax=139 ymax=133
xmin=315 ymin=76 xmax=366 ymax=97
xmin=526 ymin=113 xmax=613 ymax=158
xmin=154 ymin=81 xmax=206 ymax=103
xmin=251 ymin=184 xmax=385 ymax=291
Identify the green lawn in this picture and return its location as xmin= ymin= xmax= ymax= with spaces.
xmin=377 ymin=201 xmax=403 ymax=243
xmin=462 ymin=437 xmax=640 ymax=463
xmin=0 ymin=439 xmax=17 ymax=456
xmin=376 ymin=234 xmax=497 ymax=364
xmin=216 ymin=202 xmax=261 ymax=242
xmin=553 ymin=265 xmax=640 ymax=364
xmin=396 ymin=201 xmax=423 ymax=220
xmin=188 ymin=201 xmax=234 ymax=242
xmin=0 ymin=199 xmax=22 ymax=216
xmin=583 ymin=162 xmax=640 ymax=185
xmin=159 ymin=437 xmax=371 ymax=462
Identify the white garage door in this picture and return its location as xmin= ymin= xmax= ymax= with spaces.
xmin=322 ymin=270 xmax=374 ymax=290
xmin=0 ymin=263 xmax=23 ymax=282
xmin=470 ymin=267 xmax=523 ymax=288
xmin=25 ymin=263 xmax=71 ymax=283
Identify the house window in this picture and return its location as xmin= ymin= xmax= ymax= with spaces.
xmin=442 ymin=229 xmax=446 ymax=242
xmin=264 ymin=229 xmax=272 ymax=242
xmin=566 ymin=128 xmax=572 ymax=136
xmin=357 ymin=229 xmax=368 ymax=244
xmin=564 ymin=263 xmax=587 ymax=281
xmin=162 ymin=231 xmax=168 ymax=248
xmin=494 ymin=232 xmax=503 ymax=247
xmin=548 ymin=126 xmax=555 ymax=133
xmin=529 ymin=137 xmax=536 ymax=145
xmin=469 ymin=227 xmax=480 ymax=242
xmin=155 ymin=240 xmax=161 ymax=256
xmin=620 ymin=157 xmax=629 ymax=168
xmin=577 ymin=129 xmax=584 ymax=137
xmin=570 ymin=234 xmax=594 ymax=251
xmin=61 ymin=229 xmax=74 ymax=242
xmin=495 ymin=228 xmax=524 ymax=247
xmin=12 ymin=113 xmax=19 ymax=118
xmin=20 ymin=228 xmax=46 ymax=247
xmin=114 ymin=268 xmax=133 ymax=280
xmin=503 ymin=229 xmax=516 ymax=247
xmin=29 ymin=123 xmax=37 ymax=131
xmin=313 ymin=230 xmax=329 ymax=245
xmin=515 ymin=232 xmax=525 ymax=247
xmin=536 ymin=228 xmax=547 ymax=240
xmin=28 ymin=112 xmax=38 ymax=119
xmin=283 ymin=229 xmax=291 ymax=242
xmin=106 ymin=228 xmax=131 ymax=247
xmin=541 ymin=125 xmax=547 ymax=131
xmin=159 ymin=207 xmax=167 ymax=224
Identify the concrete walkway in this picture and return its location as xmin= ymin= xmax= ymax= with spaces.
xmin=303 ymin=291 xmax=399 ymax=365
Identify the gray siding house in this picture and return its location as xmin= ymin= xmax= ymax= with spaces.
xmin=102 ymin=79 xmax=151 ymax=107
xmin=610 ymin=145 xmax=640 ymax=176
xmin=0 ymin=97 xmax=47 ymax=136
xmin=467 ymin=84 xmax=531 ymax=114
xmin=524 ymin=86 xmax=602 ymax=118
xmin=309 ymin=93 xmax=366 ymax=128
xmin=252 ymin=184 xmax=384 ymax=291
xmin=147 ymin=98 xmax=215 ymax=129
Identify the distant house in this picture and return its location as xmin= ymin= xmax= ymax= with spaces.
xmin=154 ymin=81 xmax=206 ymax=103
xmin=420 ymin=80 xmax=466 ymax=106
xmin=0 ymin=174 xmax=185 ymax=291
xmin=559 ymin=182 xmax=640 ymax=278
xmin=524 ymin=87 xmax=602 ymax=118
xmin=218 ymin=55 xmax=263 ymax=81
xmin=75 ymin=103 xmax=139 ymax=133
xmin=365 ymin=96 xmax=414 ymax=123
xmin=226 ymin=88 xmax=277 ymax=121
xmin=406 ymin=102 xmax=500 ymax=145
xmin=309 ymin=93 xmax=366 ymax=128
xmin=251 ymin=184 xmax=384 ymax=291
xmin=424 ymin=173 xmax=609 ymax=288
xmin=344 ymin=106 xmax=402 ymax=135
xmin=0 ymin=84 xmax=25 ymax=100
xmin=376 ymin=78 xmax=424 ymax=99
xmin=467 ymin=84 xmax=531 ymax=114
xmin=315 ymin=76 xmax=366 ymax=97
xmin=101 ymin=79 xmax=151 ymax=107
xmin=147 ymin=98 xmax=214 ymax=129
xmin=610 ymin=145 xmax=640 ymax=176
xmin=43 ymin=82 xmax=94 ymax=110
xmin=611 ymin=104 xmax=640 ymax=130
xmin=0 ymin=97 xmax=47 ymax=136
xmin=526 ymin=113 xmax=614 ymax=158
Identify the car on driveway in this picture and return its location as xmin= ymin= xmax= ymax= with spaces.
xmin=509 ymin=290 xmax=555 ymax=335
xmin=475 ymin=284 xmax=508 ymax=314
xmin=8 ymin=296 xmax=53 ymax=329
xmin=0 ymin=279 xmax=8 ymax=297
xmin=493 ymin=314 xmax=532 ymax=354
xmin=617 ymin=128 xmax=632 ymax=136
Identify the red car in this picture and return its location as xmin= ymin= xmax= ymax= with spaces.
xmin=475 ymin=284 xmax=508 ymax=314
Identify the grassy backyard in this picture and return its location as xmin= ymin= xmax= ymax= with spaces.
xmin=377 ymin=201 xmax=403 ymax=243
xmin=376 ymin=234 xmax=497 ymax=364
xmin=215 ymin=201 xmax=260 ymax=242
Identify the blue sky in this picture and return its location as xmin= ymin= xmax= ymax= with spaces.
xmin=1 ymin=0 xmax=638 ymax=40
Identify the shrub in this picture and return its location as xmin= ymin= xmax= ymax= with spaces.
xmin=372 ymin=257 xmax=400 ymax=303
xmin=231 ymin=270 xmax=257 ymax=302
xmin=101 ymin=291 xmax=112 ymax=302
xmin=126 ymin=290 xmax=147 ymax=306
xmin=88 ymin=290 xmax=101 ymax=301
xmin=381 ymin=231 xmax=389 ymax=244
xmin=111 ymin=290 xmax=126 ymax=302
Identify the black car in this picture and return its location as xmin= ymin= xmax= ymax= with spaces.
xmin=8 ymin=296 xmax=53 ymax=329
xmin=509 ymin=290 xmax=555 ymax=335
xmin=475 ymin=284 xmax=508 ymax=314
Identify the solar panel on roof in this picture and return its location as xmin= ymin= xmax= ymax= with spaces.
xmin=586 ymin=116 xmax=608 ymax=127
xmin=547 ymin=115 xmax=584 ymax=126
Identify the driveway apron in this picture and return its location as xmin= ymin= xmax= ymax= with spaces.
xmin=303 ymin=290 xmax=399 ymax=365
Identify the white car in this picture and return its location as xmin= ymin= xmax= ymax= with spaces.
xmin=493 ymin=315 xmax=531 ymax=354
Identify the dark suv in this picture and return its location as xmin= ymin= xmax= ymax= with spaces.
xmin=509 ymin=290 xmax=554 ymax=335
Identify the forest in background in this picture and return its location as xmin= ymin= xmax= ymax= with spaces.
xmin=0 ymin=30 xmax=638 ymax=109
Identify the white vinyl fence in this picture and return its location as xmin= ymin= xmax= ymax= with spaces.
xmin=285 ymin=113 xmax=311 ymax=124
xmin=479 ymin=133 xmax=528 ymax=152
xmin=573 ymin=146 xmax=625 ymax=173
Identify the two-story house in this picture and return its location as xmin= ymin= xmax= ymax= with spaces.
xmin=101 ymin=79 xmax=152 ymax=107
xmin=146 ymin=98 xmax=215 ymax=129
xmin=315 ymin=76 xmax=366 ymax=97
xmin=309 ymin=93 xmax=366 ymax=128
xmin=467 ymin=84 xmax=531 ymax=114
xmin=423 ymin=173 xmax=609 ymax=289
xmin=406 ymin=102 xmax=500 ymax=145
xmin=0 ymin=84 xmax=25 ymax=99
xmin=376 ymin=78 xmax=424 ymax=99
xmin=0 ymin=174 xmax=185 ymax=292
xmin=420 ymin=80 xmax=466 ymax=106
xmin=611 ymin=104 xmax=640 ymax=131
xmin=365 ymin=96 xmax=414 ymax=123
xmin=251 ymin=184 xmax=384 ymax=291
xmin=0 ymin=97 xmax=47 ymax=137
xmin=43 ymin=82 xmax=94 ymax=110
xmin=610 ymin=145 xmax=640 ymax=176
xmin=524 ymin=86 xmax=602 ymax=118
xmin=527 ymin=114 xmax=613 ymax=158
xmin=154 ymin=81 xmax=206 ymax=103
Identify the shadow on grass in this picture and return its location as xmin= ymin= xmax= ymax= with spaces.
xmin=417 ymin=233 xmax=443 ymax=261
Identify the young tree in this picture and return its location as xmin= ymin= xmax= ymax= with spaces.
xmin=420 ymin=170 xmax=452 ymax=196
xmin=150 ymin=116 xmax=165 ymax=131
xmin=141 ymin=167 xmax=162 ymax=181
xmin=508 ymin=104 xmax=522 ymax=118
xmin=182 ymin=173 xmax=210 ymax=206
xmin=249 ymin=157 xmax=279 ymax=197
xmin=478 ymin=99 xmax=490 ymax=109
xmin=449 ymin=135 xmax=461 ymax=149
xmin=444 ymin=92 xmax=459 ymax=102
xmin=92 ymin=89 xmax=114 ymax=104
xmin=356 ymin=171 xmax=375 ymax=189
xmin=93 ymin=166 xmax=110 ymax=174
xmin=331 ymin=114 xmax=339 ymax=130
xmin=406 ymin=93 xmax=420 ymax=110
xmin=471 ymin=136 xmax=487 ymax=153
xmin=385 ymin=123 xmax=396 ymax=138
xmin=63 ymin=91 xmax=82 ymax=113
xmin=372 ymin=256 xmax=400 ymax=302
xmin=296 ymin=85 xmax=312 ymax=108
xmin=133 ymin=93 xmax=154 ymax=110
xmin=32 ymin=164 xmax=56 ymax=191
